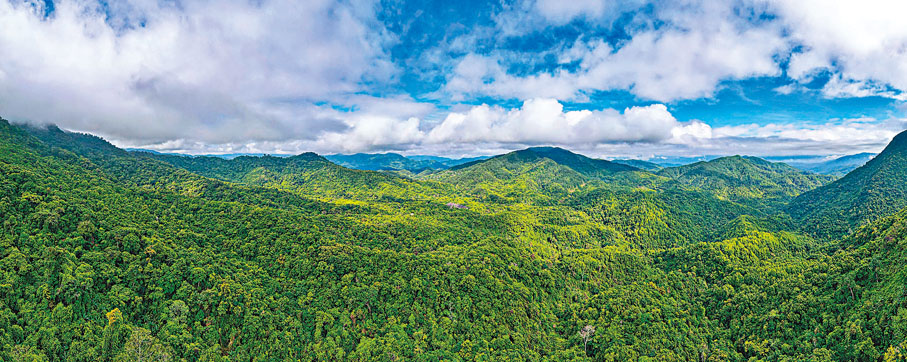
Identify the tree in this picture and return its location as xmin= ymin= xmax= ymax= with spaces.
xmin=579 ymin=325 xmax=596 ymax=356
xmin=114 ymin=328 xmax=174 ymax=362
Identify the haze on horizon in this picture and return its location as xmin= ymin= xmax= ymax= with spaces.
xmin=1 ymin=0 xmax=906 ymax=159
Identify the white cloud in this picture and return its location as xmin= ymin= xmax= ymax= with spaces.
xmin=773 ymin=84 xmax=797 ymax=95
xmin=3 ymin=0 xmax=906 ymax=158
xmin=820 ymin=75 xmax=907 ymax=101
xmin=114 ymin=97 xmax=905 ymax=159
xmin=445 ymin=1 xmax=786 ymax=102
xmin=443 ymin=0 xmax=907 ymax=103
xmin=425 ymin=99 xmax=682 ymax=145
xmin=0 ymin=0 xmax=395 ymax=144
xmin=770 ymin=0 xmax=907 ymax=96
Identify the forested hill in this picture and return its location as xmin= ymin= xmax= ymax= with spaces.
xmin=656 ymin=155 xmax=836 ymax=208
xmin=427 ymin=147 xmax=652 ymax=200
xmin=788 ymin=129 xmax=907 ymax=239
xmin=469 ymin=146 xmax=640 ymax=174
xmin=139 ymin=150 xmax=456 ymax=202
xmin=3 ymin=118 xmax=907 ymax=361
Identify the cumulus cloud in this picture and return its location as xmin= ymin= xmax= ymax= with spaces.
xmin=772 ymin=0 xmax=907 ymax=97
xmin=443 ymin=0 xmax=907 ymax=103
xmin=445 ymin=1 xmax=786 ymax=102
xmin=425 ymin=99 xmax=682 ymax=145
xmin=2 ymin=0 xmax=906 ymax=157
xmin=0 ymin=0 xmax=395 ymax=144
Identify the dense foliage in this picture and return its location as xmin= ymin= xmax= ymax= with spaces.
xmin=656 ymin=155 xmax=836 ymax=209
xmin=1 ymin=119 xmax=906 ymax=361
xmin=788 ymin=131 xmax=907 ymax=239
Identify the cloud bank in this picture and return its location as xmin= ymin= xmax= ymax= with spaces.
xmin=0 ymin=0 xmax=905 ymax=157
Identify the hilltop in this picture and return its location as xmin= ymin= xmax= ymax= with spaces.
xmin=657 ymin=155 xmax=836 ymax=208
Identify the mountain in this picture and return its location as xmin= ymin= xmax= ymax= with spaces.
xmin=611 ymin=159 xmax=663 ymax=171
xmin=778 ymin=152 xmax=876 ymax=176
xmin=141 ymin=151 xmax=447 ymax=202
xmin=325 ymin=152 xmax=448 ymax=172
xmin=408 ymin=155 xmax=490 ymax=167
xmin=657 ymin=155 xmax=836 ymax=208
xmin=428 ymin=146 xmax=650 ymax=202
xmin=126 ymin=148 xmax=294 ymax=159
xmin=18 ymin=124 xmax=347 ymax=213
xmin=830 ymin=206 xmax=907 ymax=350
xmin=450 ymin=146 xmax=639 ymax=175
xmin=647 ymin=155 xmax=721 ymax=167
xmin=788 ymin=130 xmax=907 ymax=239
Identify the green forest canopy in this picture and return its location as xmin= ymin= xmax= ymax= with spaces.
xmin=2 ymin=119 xmax=907 ymax=361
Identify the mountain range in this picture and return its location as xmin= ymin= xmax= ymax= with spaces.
xmin=324 ymin=153 xmax=487 ymax=173
xmin=2 ymin=118 xmax=907 ymax=361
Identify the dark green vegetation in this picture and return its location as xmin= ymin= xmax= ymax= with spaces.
xmin=1 ymin=118 xmax=906 ymax=361
xmin=610 ymin=159 xmax=663 ymax=172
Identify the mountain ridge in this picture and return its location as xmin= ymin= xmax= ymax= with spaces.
xmin=788 ymin=129 xmax=907 ymax=239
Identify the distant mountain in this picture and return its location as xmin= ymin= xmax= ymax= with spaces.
xmin=126 ymin=148 xmax=293 ymax=159
xmin=408 ymin=155 xmax=490 ymax=167
xmin=772 ymin=153 xmax=876 ymax=176
xmin=647 ymin=155 xmax=721 ymax=167
xmin=611 ymin=159 xmax=663 ymax=171
xmin=325 ymin=153 xmax=447 ymax=172
xmin=143 ymin=151 xmax=439 ymax=201
xmin=446 ymin=146 xmax=639 ymax=176
xmin=657 ymin=155 xmax=836 ymax=208
xmin=788 ymin=130 xmax=907 ymax=239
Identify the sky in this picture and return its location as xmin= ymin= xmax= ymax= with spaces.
xmin=1 ymin=0 xmax=907 ymax=159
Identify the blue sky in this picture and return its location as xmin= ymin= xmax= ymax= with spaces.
xmin=1 ymin=0 xmax=906 ymax=158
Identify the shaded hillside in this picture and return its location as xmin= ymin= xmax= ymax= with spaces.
xmin=611 ymin=159 xmax=663 ymax=171
xmin=20 ymin=124 xmax=343 ymax=213
xmin=408 ymin=155 xmax=489 ymax=167
xmin=788 ymin=130 xmax=907 ymax=239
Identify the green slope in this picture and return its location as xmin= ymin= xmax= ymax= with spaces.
xmin=657 ymin=155 xmax=835 ymax=208
xmin=788 ymin=130 xmax=907 ymax=239
xmin=143 ymin=151 xmax=458 ymax=203
xmin=428 ymin=146 xmax=657 ymax=202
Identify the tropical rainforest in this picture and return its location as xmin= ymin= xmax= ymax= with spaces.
xmin=2 ymin=117 xmax=907 ymax=361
